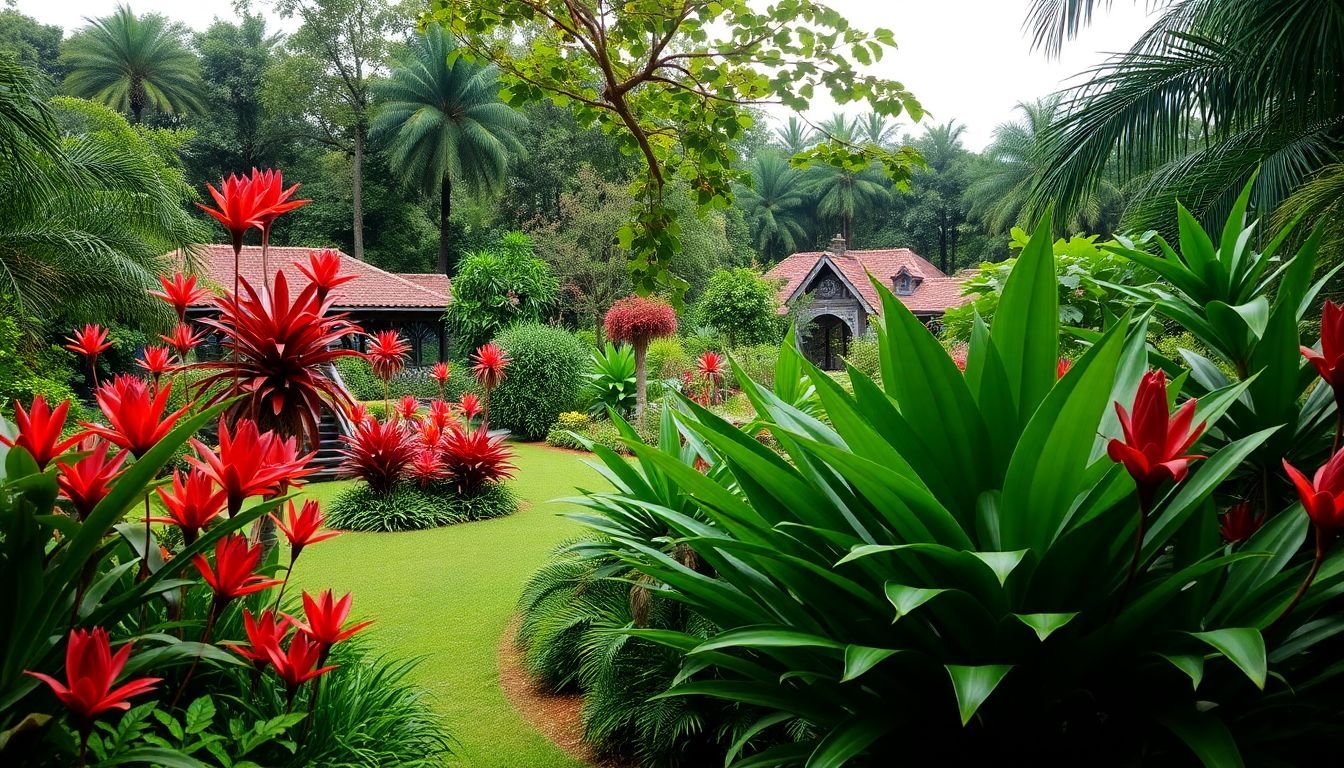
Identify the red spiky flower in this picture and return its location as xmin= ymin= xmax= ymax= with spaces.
xmin=84 ymin=375 xmax=189 ymax=458
xmin=286 ymin=589 xmax=373 ymax=648
xmin=458 ymin=393 xmax=482 ymax=423
xmin=394 ymin=395 xmax=421 ymax=423
xmin=228 ymin=608 xmax=288 ymax=672
xmin=136 ymin=345 xmax=176 ymax=387
xmin=161 ymin=322 xmax=206 ymax=360
xmin=248 ymin=168 xmax=310 ymax=231
xmin=1218 ymin=501 xmax=1264 ymax=544
xmin=56 ymin=439 xmax=127 ymax=520
xmin=347 ymin=402 xmax=371 ymax=426
xmin=0 ymin=395 xmax=84 ymax=470
xmin=197 ymin=173 xmax=267 ymax=253
xmin=296 ymin=249 xmax=355 ymax=301
xmin=337 ymin=418 xmax=418 ymax=495
xmin=193 ymin=270 xmax=360 ymax=444
xmin=149 ymin=272 xmax=207 ymax=321
xmin=367 ymin=330 xmax=411 ymax=383
xmin=193 ymin=534 xmax=283 ymax=607
xmin=440 ymin=424 xmax=515 ymax=496
xmin=264 ymin=632 xmax=335 ymax=702
xmin=427 ymin=399 xmax=453 ymax=429
xmin=271 ymin=499 xmax=339 ymax=562
xmin=65 ymin=324 xmax=112 ymax=386
xmin=1107 ymin=370 xmax=1206 ymax=506
xmin=470 ymin=343 xmax=510 ymax=391
xmin=407 ymin=448 xmax=445 ymax=488
xmin=24 ymin=628 xmax=159 ymax=730
xmin=431 ymin=362 xmax=451 ymax=399
xmin=151 ymin=469 xmax=226 ymax=545
xmin=188 ymin=418 xmax=305 ymax=517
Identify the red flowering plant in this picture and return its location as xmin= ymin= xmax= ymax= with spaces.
xmin=696 ymin=351 xmax=727 ymax=405
xmin=431 ymin=361 xmax=451 ymax=399
xmin=296 ymin=248 xmax=355 ymax=301
xmin=367 ymin=330 xmax=411 ymax=409
xmin=149 ymin=272 xmax=208 ymax=323
xmin=470 ymin=342 xmax=510 ymax=425
xmin=604 ymin=295 xmax=677 ymax=424
xmin=440 ymin=423 xmax=516 ymax=496
xmin=65 ymin=323 xmax=112 ymax=387
xmin=336 ymin=417 xmax=419 ymax=496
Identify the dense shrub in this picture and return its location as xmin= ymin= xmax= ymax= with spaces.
xmin=693 ymin=267 xmax=783 ymax=346
xmin=646 ymin=336 xmax=690 ymax=380
xmin=489 ymin=323 xmax=586 ymax=439
xmin=325 ymin=481 xmax=516 ymax=532
xmin=843 ymin=330 xmax=881 ymax=382
xmin=336 ymin=357 xmax=476 ymax=402
xmin=726 ymin=343 xmax=776 ymax=390
xmin=445 ymin=232 xmax=559 ymax=355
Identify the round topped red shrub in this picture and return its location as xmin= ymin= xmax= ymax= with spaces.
xmin=604 ymin=296 xmax=677 ymax=345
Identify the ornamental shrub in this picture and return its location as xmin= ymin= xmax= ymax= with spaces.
xmin=324 ymin=481 xmax=516 ymax=532
xmin=445 ymin=232 xmax=559 ymax=355
xmin=604 ymin=296 xmax=677 ymax=422
xmin=584 ymin=343 xmax=637 ymax=417
xmin=646 ymin=336 xmax=691 ymax=380
xmin=489 ymin=323 xmax=586 ymax=440
xmin=693 ymin=267 xmax=783 ymax=346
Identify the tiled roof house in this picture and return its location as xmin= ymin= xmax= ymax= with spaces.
xmin=173 ymin=244 xmax=451 ymax=364
xmin=766 ymin=236 xmax=968 ymax=369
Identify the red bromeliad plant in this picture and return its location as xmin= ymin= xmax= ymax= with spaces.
xmin=65 ymin=324 xmax=112 ymax=387
xmin=152 ymin=469 xmax=226 ymax=545
xmin=149 ymin=273 xmax=208 ymax=322
xmin=161 ymin=322 xmax=206 ymax=361
xmin=246 ymin=168 xmax=309 ymax=285
xmin=197 ymin=173 xmax=268 ymax=298
xmin=696 ymin=351 xmax=726 ymax=405
xmin=427 ymin=399 xmax=453 ymax=430
xmin=337 ymin=417 xmax=419 ymax=495
xmin=440 ymin=424 xmax=515 ymax=496
xmin=188 ymin=418 xmax=309 ymax=517
xmin=366 ymin=330 xmax=410 ymax=409
xmin=431 ymin=361 xmax=451 ymax=399
xmin=457 ymin=392 xmax=482 ymax=425
xmin=136 ymin=345 xmax=175 ymax=389
xmin=0 ymin=395 xmax=82 ymax=470
xmin=604 ymin=295 xmax=676 ymax=424
xmin=55 ymin=439 xmax=127 ymax=521
xmin=470 ymin=342 xmax=510 ymax=425
xmin=408 ymin=448 xmax=446 ymax=488
xmin=194 ymin=270 xmax=360 ymax=445
xmin=394 ymin=395 xmax=421 ymax=424
xmin=296 ymin=248 xmax=355 ymax=301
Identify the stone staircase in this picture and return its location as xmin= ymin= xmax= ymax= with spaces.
xmin=307 ymin=408 xmax=346 ymax=480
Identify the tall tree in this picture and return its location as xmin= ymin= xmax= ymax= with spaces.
xmin=738 ymin=151 xmax=810 ymax=261
xmin=905 ymin=121 xmax=971 ymax=272
xmin=773 ymin=115 xmax=815 ymax=156
xmin=372 ymin=24 xmax=525 ymax=276
xmin=858 ymin=111 xmax=898 ymax=149
xmin=0 ymin=9 xmax=64 ymax=82
xmin=434 ymin=0 xmax=923 ymax=298
xmin=1025 ymin=0 xmax=1344 ymax=236
xmin=805 ymin=160 xmax=889 ymax=247
xmin=193 ymin=14 xmax=282 ymax=170
xmin=968 ymin=97 xmax=1123 ymax=239
xmin=61 ymin=4 xmax=205 ymax=123
xmin=263 ymin=0 xmax=406 ymax=259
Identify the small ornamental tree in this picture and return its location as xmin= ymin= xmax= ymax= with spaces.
xmin=694 ymin=267 xmax=783 ymax=347
xmin=604 ymin=295 xmax=676 ymax=424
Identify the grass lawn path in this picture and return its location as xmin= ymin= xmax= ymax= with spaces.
xmin=293 ymin=443 xmax=600 ymax=768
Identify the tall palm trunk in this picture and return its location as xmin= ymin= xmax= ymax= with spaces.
xmin=130 ymin=76 xmax=145 ymax=123
xmin=352 ymin=126 xmax=365 ymax=259
xmin=438 ymin=174 xmax=452 ymax=275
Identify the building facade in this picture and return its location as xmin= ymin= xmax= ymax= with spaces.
xmin=766 ymin=236 xmax=967 ymax=369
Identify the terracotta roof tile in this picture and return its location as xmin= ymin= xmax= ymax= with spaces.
xmin=172 ymin=245 xmax=450 ymax=309
xmin=766 ymin=247 xmax=969 ymax=316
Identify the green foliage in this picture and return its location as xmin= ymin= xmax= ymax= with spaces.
xmin=335 ymin=357 xmax=475 ymax=402
xmin=325 ymin=481 xmax=516 ymax=532
xmin=843 ymin=330 xmax=881 ymax=382
xmin=446 ymin=233 xmax=559 ymax=355
xmin=737 ymin=151 xmax=811 ymax=262
xmin=0 ymin=10 xmax=63 ymax=81
xmin=647 ymin=336 xmax=692 ymax=381
xmin=727 ymin=344 xmax=777 ymax=391
xmin=584 ymin=344 xmax=637 ymax=418
xmin=490 ymin=322 xmax=586 ymax=440
xmin=0 ymin=309 xmax=77 ymax=408
xmin=61 ymin=5 xmax=205 ymax=123
xmin=563 ymin=213 xmax=1344 ymax=764
xmin=434 ymin=0 xmax=923 ymax=298
xmin=694 ymin=268 xmax=784 ymax=347
xmin=0 ymin=62 xmax=206 ymax=325
xmin=942 ymin=228 xmax=1143 ymax=350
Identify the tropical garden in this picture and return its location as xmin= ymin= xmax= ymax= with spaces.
xmin=3 ymin=0 xmax=1344 ymax=766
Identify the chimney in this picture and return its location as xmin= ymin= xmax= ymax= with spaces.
xmin=828 ymin=234 xmax=847 ymax=256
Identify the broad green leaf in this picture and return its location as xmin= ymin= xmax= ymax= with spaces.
xmin=101 ymin=748 xmax=209 ymax=768
xmin=842 ymin=645 xmax=899 ymax=682
xmin=945 ymin=664 xmax=1012 ymax=726
xmin=884 ymin=583 xmax=947 ymax=620
xmin=1176 ymin=201 xmax=1219 ymax=295
xmin=655 ymin=681 xmax=834 ymax=724
xmin=1189 ymin=628 xmax=1267 ymax=689
xmin=724 ymin=713 xmax=792 ymax=767
xmin=1160 ymin=653 xmax=1205 ymax=690
xmin=807 ymin=715 xmax=890 ymax=768
xmin=969 ymin=550 xmax=1028 ymax=586
xmin=1014 ymin=612 xmax=1077 ymax=641
xmin=693 ymin=626 xmax=844 ymax=654
xmin=1159 ymin=710 xmax=1245 ymax=768
xmin=991 ymin=214 xmax=1058 ymax=420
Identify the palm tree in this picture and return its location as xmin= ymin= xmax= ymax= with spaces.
xmin=61 ymin=4 xmax=205 ymax=123
xmin=738 ymin=152 xmax=810 ymax=261
xmin=1025 ymin=0 xmax=1344 ymax=237
xmin=817 ymin=112 xmax=856 ymax=143
xmin=969 ymin=97 xmax=1124 ymax=236
xmin=773 ymin=115 xmax=814 ymax=156
xmin=857 ymin=112 xmax=899 ymax=148
xmin=0 ymin=59 xmax=206 ymax=325
xmin=805 ymin=160 xmax=889 ymax=247
xmin=373 ymin=25 xmax=525 ymax=276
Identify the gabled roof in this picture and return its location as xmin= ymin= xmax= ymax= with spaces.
xmin=171 ymin=245 xmax=450 ymax=310
xmin=767 ymin=246 xmax=968 ymax=315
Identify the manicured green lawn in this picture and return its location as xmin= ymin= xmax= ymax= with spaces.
xmin=292 ymin=443 xmax=601 ymax=768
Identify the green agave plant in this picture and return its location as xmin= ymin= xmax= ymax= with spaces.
xmin=586 ymin=343 xmax=639 ymax=418
xmin=570 ymin=215 xmax=1344 ymax=765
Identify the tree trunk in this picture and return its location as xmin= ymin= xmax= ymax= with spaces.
xmin=634 ymin=341 xmax=648 ymax=429
xmin=352 ymin=128 xmax=365 ymax=259
xmin=438 ymin=174 xmax=452 ymax=275
xmin=130 ymin=76 xmax=145 ymax=124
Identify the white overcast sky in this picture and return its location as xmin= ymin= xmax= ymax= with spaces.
xmin=14 ymin=0 xmax=1157 ymax=151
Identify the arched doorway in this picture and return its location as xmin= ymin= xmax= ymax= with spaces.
xmin=802 ymin=314 xmax=852 ymax=370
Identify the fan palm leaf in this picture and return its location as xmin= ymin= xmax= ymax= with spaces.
xmin=737 ymin=152 xmax=810 ymax=260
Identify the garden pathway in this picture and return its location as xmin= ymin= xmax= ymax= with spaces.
xmin=294 ymin=442 xmax=603 ymax=768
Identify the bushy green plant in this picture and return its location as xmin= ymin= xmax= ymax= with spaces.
xmin=450 ymin=482 xmax=517 ymax=522
xmin=843 ymin=330 xmax=881 ymax=383
xmin=585 ymin=343 xmax=637 ymax=417
xmin=565 ymin=212 xmax=1344 ymax=765
xmin=445 ymin=232 xmax=559 ymax=355
xmin=693 ymin=267 xmax=784 ymax=347
xmin=325 ymin=483 xmax=461 ymax=532
xmin=727 ymin=344 xmax=777 ymax=391
xmin=490 ymin=322 xmax=586 ymax=440
xmin=647 ymin=336 xmax=691 ymax=380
